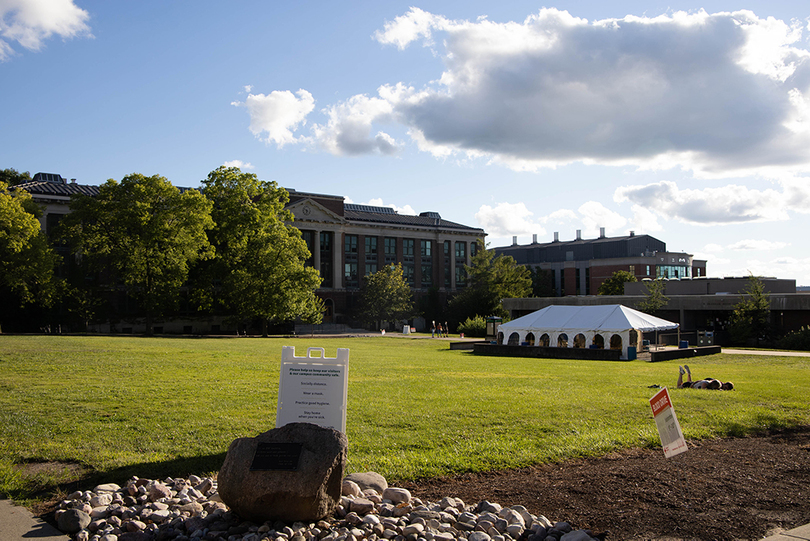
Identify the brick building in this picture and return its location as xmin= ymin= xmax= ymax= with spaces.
xmin=285 ymin=190 xmax=485 ymax=324
xmin=494 ymin=229 xmax=707 ymax=296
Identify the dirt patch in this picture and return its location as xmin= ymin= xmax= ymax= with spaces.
xmin=402 ymin=427 xmax=810 ymax=541
xmin=14 ymin=461 xmax=88 ymax=479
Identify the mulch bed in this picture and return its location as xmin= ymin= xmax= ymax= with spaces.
xmin=402 ymin=426 xmax=810 ymax=541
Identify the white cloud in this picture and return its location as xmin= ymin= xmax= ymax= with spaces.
xmin=311 ymin=92 xmax=400 ymax=156
xmin=233 ymin=89 xmax=315 ymax=147
xmin=0 ymin=0 xmax=91 ymax=61
xmin=222 ymin=160 xmax=254 ymax=170
xmin=245 ymin=8 xmax=810 ymax=179
xmin=362 ymin=197 xmax=416 ymax=216
xmin=475 ymin=202 xmax=545 ymax=238
xmin=614 ymin=180 xmax=789 ymax=225
xmin=373 ymin=7 xmax=447 ymax=50
xmin=577 ymin=201 xmax=626 ymax=236
xmin=720 ymin=256 xmax=810 ymax=281
xmin=727 ymin=239 xmax=789 ymax=250
xmin=630 ymin=204 xmax=663 ymax=233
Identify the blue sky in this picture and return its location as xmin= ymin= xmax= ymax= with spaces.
xmin=3 ymin=0 xmax=810 ymax=284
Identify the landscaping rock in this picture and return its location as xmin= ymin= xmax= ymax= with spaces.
xmin=218 ymin=422 xmax=347 ymax=523
xmin=344 ymin=471 xmax=388 ymax=493
xmin=56 ymin=472 xmax=604 ymax=541
xmin=57 ymin=508 xmax=91 ymax=533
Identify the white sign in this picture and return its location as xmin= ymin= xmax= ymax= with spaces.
xmin=276 ymin=346 xmax=349 ymax=433
xmin=649 ymin=387 xmax=688 ymax=458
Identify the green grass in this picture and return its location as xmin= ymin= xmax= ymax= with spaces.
xmin=1 ymin=335 xmax=809 ymax=502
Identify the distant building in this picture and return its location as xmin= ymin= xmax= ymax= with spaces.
xmin=502 ymin=276 xmax=809 ymax=346
xmin=13 ymin=174 xmax=486 ymax=331
xmin=285 ymin=190 xmax=485 ymax=324
xmin=494 ymin=229 xmax=706 ymax=296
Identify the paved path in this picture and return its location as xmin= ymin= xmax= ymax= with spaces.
xmin=722 ymin=348 xmax=810 ymax=357
xmin=0 ymin=498 xmax=68 ymax=539
xmin=763 ymin=523 xmax=810 ymax=540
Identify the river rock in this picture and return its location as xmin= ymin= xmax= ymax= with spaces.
xmin=382 ymin=487 xmax=411 ymax=504
xmin=57 ymin=508 xmax=91 ymax=533
xmin=344 ymin=472 xmax=388 ymax=493
xmin=218 ymin=422 xmax=347 ymax=523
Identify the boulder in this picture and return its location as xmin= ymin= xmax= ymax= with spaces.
xmin=218 ymin=422 xmax=347 ymax=523
xmin=57 ymin=508 xmax=91 ymax=534
xmin=344 ymin=472 xmax=387 ymax=494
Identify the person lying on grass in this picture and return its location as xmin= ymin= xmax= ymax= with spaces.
xmin=677 ymin=364 xmax=734 ymax=390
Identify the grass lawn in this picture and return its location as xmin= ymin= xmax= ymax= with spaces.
xmin=1 ymin=334 xmax=809 ymax=502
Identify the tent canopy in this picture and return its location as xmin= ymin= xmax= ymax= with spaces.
xmin=499 ymin=305 xmax=678 ymax=335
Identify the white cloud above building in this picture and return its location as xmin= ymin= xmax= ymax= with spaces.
xmin=0 ymin=0 xmax=91 ymax=61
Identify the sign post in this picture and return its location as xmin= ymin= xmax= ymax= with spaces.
xmin=276 ymin=346 xmax=349 ymax=433
xmin=649 ymin=387 xmax=687 ymax=458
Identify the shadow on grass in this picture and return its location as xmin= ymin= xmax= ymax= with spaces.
xmin=4 ymin=452 xmax=227 ymax=508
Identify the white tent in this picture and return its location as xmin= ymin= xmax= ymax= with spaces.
xmin=497 ymin=304 xmax=678 ymax=359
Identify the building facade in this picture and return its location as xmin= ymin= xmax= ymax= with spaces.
xmin=494 ymin=229 xmax=707 ymax=296
xmin=13 ymin=175 xmax=486 ymax=330
xmin=285 ymin=190 xmax=485 ymax=324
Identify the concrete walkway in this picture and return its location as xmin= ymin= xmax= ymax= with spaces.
xmin=0 ymin=498 xmax=68 ymax=539
xmin=763 ymin=524 xmax=810 ymax=540
xmin=722 ymin=348 xmax=810 ymax=357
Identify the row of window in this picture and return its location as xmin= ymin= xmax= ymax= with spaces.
xmin=301 ymin=231 xmax=476 ymax=289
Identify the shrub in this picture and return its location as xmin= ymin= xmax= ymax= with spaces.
xmin=457 ymin=315 xmax=487 ymax=337
xmin=776 ymin=326 xmax=810 ymax=351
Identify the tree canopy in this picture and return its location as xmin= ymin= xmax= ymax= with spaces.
xmin=597 ymin=270 xmax=637 ymax=295
xmin=0 ymin=181 xmax=59 ymax=313
xmin=637 ymin=278 xmax=669 ymax=314
xmin=728 ymin=274 xmax=770 ymax=345
xmin=200 ymin=166 xmax=322 ymax=335
xmin=448 ymin=240 xmax=531 ymax=324
xmin=60 ymin=174 xmax=214 ymax=335
xmin=357 ymin=263 xmax=415 ymax=329
xmin=0 ymin=168 xmax=31 ymax=187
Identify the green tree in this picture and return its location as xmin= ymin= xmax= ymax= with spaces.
xmin=0 ymin=168 xmax=31 ymax=186
xmin=201 ymin=166 xmax=322 ymax=336
xmin=728 ymin=274 xmax=770 ymax=346
xmin=597 ymin=270 xmax=637 ymax=295
xmin=531 ymin=266 xmax=555 ymax=297
xmin=357 ymin=263 xmax=415 ymax=330
xmin=637 ymin=278 xmax=669 ymax=314
xmin=59 ymin=174 xmax=214 ymax=335
xmin=448 ymin=240 xmax=531 ymax=324
xmin=0 ymin=181 xmax=60 ymax=322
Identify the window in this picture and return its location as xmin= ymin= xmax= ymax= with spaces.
xmin=365 ymin=263 xmax=377 ymax=276
xmin=455 ymin=265 xmax=466 ymax=286
xmin=301 ymin=230 xmax=315 ymax=267
xmin=420 ymin=240 xmax=431 ymax=258
xmin=657 ymin=265 xmax=691 ymax=279
xmin=403 ymin=263 xmax=415 ymax=285
xmin=470 ymin=241 xmax=477 ymax=257
xmin=575 ymin=268 xmax=581 ymax=296
xmin=454 ymin=241 xmax=466 ymax=287
xmin=403 ymin=239 xmax=415 ymax=284
xmin=646 ymin=265 xmax=651 ymax=276
xmin=585 ymin=267 xmax=590 ymax=295
xmin=344 ymin=234 xmax=358 ymax=255
xmin=365 ymin=236 xmax=377 ymax=260
xmin=344 ymin=262 xmax=358 ymax=287
xmin=319 ymin=232 xmax=333 ymax=288
xmin=384 ymin=237 xmax=397 ymax=264
xmin=444 ymin=240 xmax=451 ymax=287
xmin=403 ymin=239 xmax=415 ymax=260
xmin=421 ymin=264 xmax=432 ymax=286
